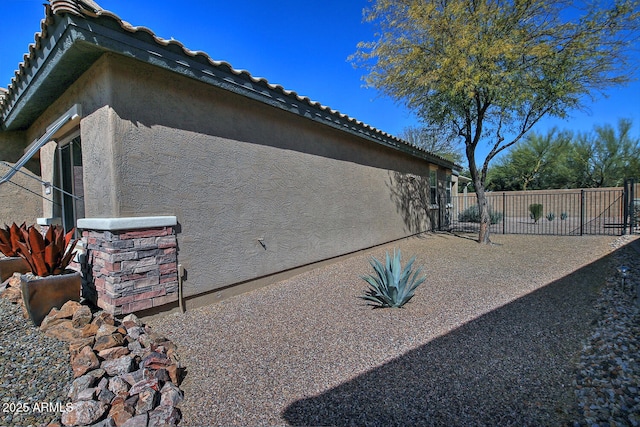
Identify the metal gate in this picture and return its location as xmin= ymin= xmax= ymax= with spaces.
xmin=449 ymin=180 xmax=639 ymax=236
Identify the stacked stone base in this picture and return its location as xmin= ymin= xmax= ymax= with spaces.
xmin=83 ymin=226 xmax=178 ymax=316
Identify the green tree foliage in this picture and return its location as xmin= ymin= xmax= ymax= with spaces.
xmin=487 ymin=128 xmax=573 ymax=191
xmin=487 ymin=119 xmax=640 ymax=190
xmin=399 ymin=125 xmax=464 ymax=164
xmin=571 ymin=119 xmax=640 ymax=188
xmin=352 ymin=0 xmax=639 ymax=243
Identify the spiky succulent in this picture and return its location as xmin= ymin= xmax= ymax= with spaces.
xmin=0 ymin=222 xmax=26 ymax=257
xmin=16 ymin=225 xmax=78 ymax=277
xmin=360 ymin=249 xmax=426 ymax=308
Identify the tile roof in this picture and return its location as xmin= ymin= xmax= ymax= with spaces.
xmin=0 ymin=0 xmax=457 ymax=169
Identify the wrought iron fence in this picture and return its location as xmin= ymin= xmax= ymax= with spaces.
xmin=449 ymin=181 xmax=639 ymax=236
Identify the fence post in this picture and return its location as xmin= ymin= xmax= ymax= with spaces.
xmin=630 ymin=179 xmax=636 ymax=235
xmin=580 ymin=189 xmax=585 ymax=236
xmin=623 ymin=179 xmax=630 ymax=235
xmin=502 ymin=192 xmax=506 ymax=235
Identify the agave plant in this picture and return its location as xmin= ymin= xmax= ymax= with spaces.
xmin=0 ymin=222 xmax=27 ymax=257
xmin=360 ymin=249 xmax=426 ymax=308
xmin=15 ymin=225 xmax=78 ymax=277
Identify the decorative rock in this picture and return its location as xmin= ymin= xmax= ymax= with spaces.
xmin=61 ymin=400 xmax=108 ymax=426
xmin=96 ymin=323 xmax=119 ymax=338
xmin=98 ymin=388 xmax=116 ymax=405
xmin=94 ymin=333 xmax=125 ymax=352
xmin=82 ymin=323 xmax=100 ymax=338
xmin=76 ymin=387 xmax=97 ymax=401
xmin=121 ymin=413 xmax=148 ymax=427
xmin=129 ymin=378 xmax=160 ymax=396
xmin=147 ymin=405 xmax=180 ymax=427
xmin=89 ymin=418 xmax=117 ymax=427
xmin=165 ymin=364 xmax=182 ymax=386
xmin=159 ymin=382 xmax=183 ymax=407
xmin=92 ymin=311 xmax=115 ymax=327
xmin=69 ymin=373 xmax=100 ymax=401
xmin=107 ymin=401 xmax=134 ymax=427
xmin=126 ymin=326 xmax=145 ymax=340
xmin=69 ymin=337 xmax=96 ymax=354
xmin=1 ymin=291 xmax=185 ymax=426
xmin=98 ymin=346 xmax=131 ymax=360
xmin=122 ymin=313 xmax=142 ymax=330
xmin=141 ymin=351 xmax=171 ymax=369
xmin=135 ymin=387 xmax=158 ymax=413
xmin=153 ymin=368 xmax=171 ymax=383
xmin=44 ymin=320 xmax=83 ymax=342
xmin=101 ymin=356 xmax=135 ymax=377
xmin=124 ymin=395 xmax=139 ymax=412
xmin=40 ymin=316 xmax=68 ymax=333
xmin=55 ymin=300 xmax=83 ymax=319
xmin=108 ymin=376 xmax=130 ymax=396
xmin=138 ymin=334 xmax=152 ymax=348
xmin=97 ymin=377 xmax=109 ymax=392
xmin=127 ymin=340 xmax=144 ymax=357
xmin=72 ymin=305 xmax=93 ymax=328
xmin=71 ymin=345 xmax=100 ymax=378
xmin=120 ymin=369 xmax=147 ymax=387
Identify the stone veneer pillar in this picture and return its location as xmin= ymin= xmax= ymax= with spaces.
xmin=77 ymin=216 xmax=179 ymax=315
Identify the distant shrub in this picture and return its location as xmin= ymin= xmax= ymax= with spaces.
xmin=458 ymin=205 xmax=503 ymax=225
xmin=546 ymin=212 xmax=555 ymax=221
xmin=560 ymin=212 xmax=568 ymax=220
xmin=529 ymin=204 xmax=543 ymax=223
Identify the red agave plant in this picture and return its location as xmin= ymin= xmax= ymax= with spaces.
xmin=15 ymin=224 xmax=78 ymax=277
xmin=0 ymin=222 xmax=27 ymax=257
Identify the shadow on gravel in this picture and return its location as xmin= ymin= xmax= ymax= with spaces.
xmin=282 ymin=242 xmax=625 ymax=426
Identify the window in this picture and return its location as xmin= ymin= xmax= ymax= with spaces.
xmin=56 ymin=133 xmax=85 ymax=234
xmin=446 ymin=174 xmax=452 ymax=205
xmin=430 ymin=170 xmax=437 ymax=205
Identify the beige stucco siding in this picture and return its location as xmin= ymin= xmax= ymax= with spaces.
xmin=0 ymin=130 xmax=42 ymax=224
xmin=82 ymin=54 xmax=436 ymax=297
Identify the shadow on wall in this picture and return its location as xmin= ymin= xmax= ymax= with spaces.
xmin=387 ymin=171 xmax=434 ymax=233
xmin=0 ymin=162 xmax=43 ymax=224
xmin=281 ymin=240 xmax=622 ymax=426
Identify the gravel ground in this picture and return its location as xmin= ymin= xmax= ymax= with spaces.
xmin=0 ymin=233 xmax=636 ymax=426
xmin=0 ymin=297 xmax=73 ymax=427
xmin=146 ymin=233 xmax=634 ymax=426
xmin=574 ymin=234 xmax=640 ymax=425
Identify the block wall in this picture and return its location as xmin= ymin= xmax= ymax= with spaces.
xmin=83 ymin=226 xmax=178 ymax=315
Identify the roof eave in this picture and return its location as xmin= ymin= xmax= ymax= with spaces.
xmin=0 ymin=15 xmax=103 ymax=131
xmin=1 ymin=10 xmax=456 ymax=170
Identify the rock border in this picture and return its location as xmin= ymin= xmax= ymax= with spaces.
xmin=1 ymin=273 xmax=185 ymax=427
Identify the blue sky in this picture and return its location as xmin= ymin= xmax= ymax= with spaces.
xmin=1 ymin=0 xmax=639 ymax=165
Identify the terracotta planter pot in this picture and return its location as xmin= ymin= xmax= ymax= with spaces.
xmin=0 ymin=257 xmax=30 ymax=282
xmin=20 ymin=271 xmax=81 ymax=326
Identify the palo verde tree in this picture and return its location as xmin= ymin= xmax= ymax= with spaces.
xmin=352 ymin=0 xmax=639 ymax=243
xmin=487 ymin=128 xmax=573 ymax=191
xmin=571 ymin=119 xmax=640 ymax=188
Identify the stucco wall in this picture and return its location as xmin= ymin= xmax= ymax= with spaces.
xmin=19 ymin=55 xmax=116 ymax=223
xmin=27 ymin=53 xmax=445 ymax=299
xmin=74 ymin=54 xmax=442 ymax=298
xmin=0 ymin=131 xmax=42 ymax=225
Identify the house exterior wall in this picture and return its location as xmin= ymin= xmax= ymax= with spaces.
xmin=0 ymin=131 xmax=42 ymax=225
xmin=26 ymin=53 xmax=449 ymax=308
xmin=72 ymin=54 xmax=444 ymax=299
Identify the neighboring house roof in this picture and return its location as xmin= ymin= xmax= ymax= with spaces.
xmin=0 ymin=0 xmax=457 ymax=170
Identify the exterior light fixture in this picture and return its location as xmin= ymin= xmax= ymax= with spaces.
xmin=618 ymin=265 xmax=630 ymax=289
